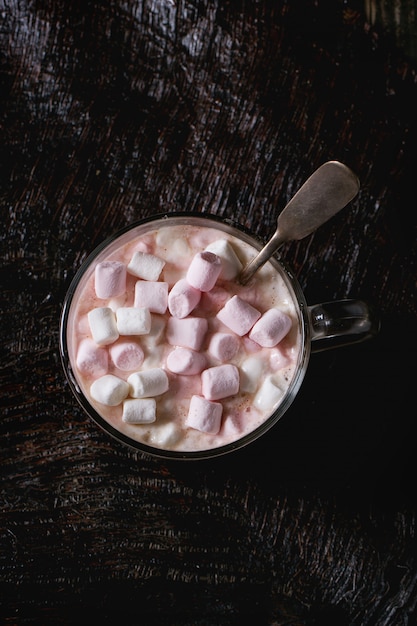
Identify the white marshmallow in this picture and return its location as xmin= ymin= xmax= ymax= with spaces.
xmin=166 ymin=316 xmax=208 ymax=351
xmin=122 ymin=398 xmax=156 ymax=424
xmin=249 ymin=308 xmax=292 ymax=347
xmin=204 ymin=239 xmax=243 ymax=280
xmin=168 ymin=278 xmax=201 ymax=318
xmin=254 ymin=376 xmax=284 ymax=411
xmin=208 ymin=332 xmax=240 ymax=362
xmin=186 ymin=251 xmax=222 ymax=292
xmin=76 ymin=338 xmax=108 ymax=378
xmin=201 ymin=363 xmax=240 ymax=400
xmin=145 ymin=315 xmax=166 ymax=346
xmin=239 ymin=356 xmax=264 ymax=393
xmin=116 ymin=307 xmax=151 ymax=335
xmin=90 ymin=374 xmax=129 ymax=406
xmin=88 ymin=307 xmax=119 ymax=346
xmin=134 ymin=281 xmax=168 ymax=314
xmin=127 ymin=251 xmax=166 ymax=281
xmin=142 ymin=346 xmax=164 ymax=370
xmin=166 ymin=347 xmax=207 ymax=375
xmin=109 ymin=340 xmax=145 ymax=371
xmin=186 ymin=395 xmax=223 ymax=434
xmin=107 ymin=295 xmax=128 ymax=312
xmin=127 ymin=368 xmax=169 ymax=398
xmin=94 ymin=261 xmax=126 ymax=299
xmin=155 ymin=229 xmax=191 ymax=259
xmin=149 ymin=422 xmax=181 ymax=448
xmin=216 ymin=295 xmax=261 ymax=336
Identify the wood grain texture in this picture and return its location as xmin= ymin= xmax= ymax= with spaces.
xmin=1 ymin=1 xmax=417 ymax=624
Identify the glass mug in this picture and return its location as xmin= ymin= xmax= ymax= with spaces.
xmin=60 ymin=213 xmax=379 ymax=460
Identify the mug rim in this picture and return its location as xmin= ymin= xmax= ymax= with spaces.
xmin=59 ymin=211 xmax=311 ymax=460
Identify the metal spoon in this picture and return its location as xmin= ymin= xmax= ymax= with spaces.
xmin=238 ymin=161 xmax=360 ymax=285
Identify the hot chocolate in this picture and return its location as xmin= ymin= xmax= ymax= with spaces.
xmin=63 ymin=216 xmax=303 ymax=455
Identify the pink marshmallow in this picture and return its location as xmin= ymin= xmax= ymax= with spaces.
xmin=94 ymin=261 xmax=126 ymax=299
xmin=134 ymin=280 xmax=168 ymax=314
xmin=168 ymin=278 xmax=201 ymax=318
xmin=208 ymin=332 xmax=240 ymax=362
xmin=186 ymin=395 xmax=223 ymax=434
xmin=269 ymin=347 xmax=291 ymax=371
xmin=200 ymin=286 xmax=229 ymax=313
xmin=242 ymin=336 xmax=263 ymax=353
xmin=216 ymin=295 xmax=261 ymax=336
xmin=109 ymin=340 xmax=145 ymax=371
xmin=132 ymin=240 xmax=151 ymax=254
xmin=186 ymin=251 xmax=222 ymax=292
xmin=76 ymin=338 xmax=108 ymax=377
xmin=166 ymin=316 xmax=208 ymax=351
xmin=201 ymin=363 xmax=240 ymax=400
xmin=166 ymin=347 xmax=207 ymax=375
xmin=249 ymin=309 xmax=292 ymax=347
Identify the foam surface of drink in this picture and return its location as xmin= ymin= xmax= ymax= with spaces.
xmin=67 ymin=224 xmax=302 ymax=452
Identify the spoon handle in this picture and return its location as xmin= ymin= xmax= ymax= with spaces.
xmin=238 ymin=230 xmax=286 ymax=284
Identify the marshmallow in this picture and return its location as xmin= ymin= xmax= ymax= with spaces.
xmin=116 ymin=307 xmax=151 ymax=335
xmin=208 ymin=332 xmax=240 ymax=362
xmin=134 ymin=281 xmax=168 ymax=314
xmin=127 ymin=251 xmax=166 ymax=281
xmin=220 ymin=415 xmax=245 ymax=441
xmin=254 ymin=376 xmax=284 ymax=411
xmin=122 ymin=398 xmax=156 ymax=423
xmin=109 ymin=340 xmax=144 ymax=371
xmin=88 ymin=307 xmax=119 ymax=346
xmin=166 ymin=347 xmax=207 ymax=375
xmin=249 ymin=308 xmax=292 ymax=347
xmin=186 ymin=251 xmax=222 ymax=292
xmin=166 ymin=316 xmax=208 ymax=351
xmin=107 ymin=295 xmax=128 ymax=312
xmin=132 ymin=240 xmax=151 ymax=254
xmin=142 ymin=346 xmax=164 ymax=370
xmin=76 ymin=338 xmax=108 ymax=377
xmin=216 ymin=295 xmax=261 ymax=336
xmin=200 ymin=286 xmax=229 ymax=313
xmin=186 ymin=395 xmax=223 ymax=434
xmin=168 ymin=278 xmax=201 ymax=318
xmin=90 ymin=374 xmax=129 ymax=406
xmin=146 ymin=315 xmax=166 ymax=346
xmin=240 ymin=356 xmax=264 ymax=393
xmin=242 ymin=336 xmax=263 ymax=353
xmin=269 ymin=347 xmax=291 ymax=371
xmin=204 ymin=239 xmax=243 ymax=280
xmin=94 ymin=261 xmax=126 ymax=299
xmin=149 ymin=421 xmax=181 ymax=447
xmin=201 ymin=363 xmax=240 ymax=400
xmin=128 ymin=368 xmax=169 ymax=398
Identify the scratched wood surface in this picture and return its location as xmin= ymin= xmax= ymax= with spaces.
xmin=1 ymin=1 xmax=417 ymax=624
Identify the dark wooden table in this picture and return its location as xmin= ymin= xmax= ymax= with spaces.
xmin=2 ymin=2 xmax=417 ymax=624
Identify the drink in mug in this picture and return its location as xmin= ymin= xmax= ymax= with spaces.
xmin=60 ymin=214 xmax=377 ymax=459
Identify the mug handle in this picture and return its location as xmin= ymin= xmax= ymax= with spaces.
xmin=308 ymin=299 xmax=380 ymax=352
